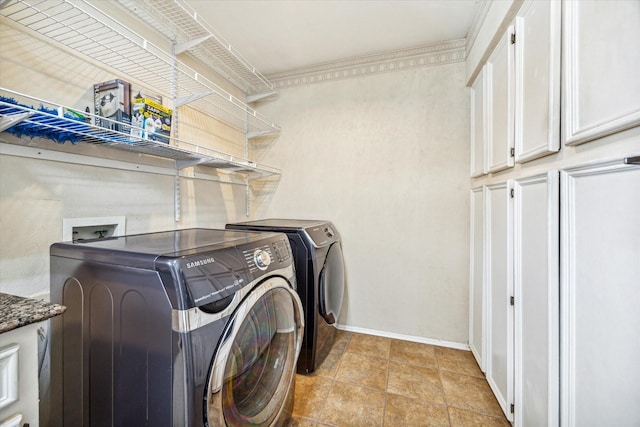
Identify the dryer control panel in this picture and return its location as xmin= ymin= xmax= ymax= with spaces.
xmin=302 ymin=223 xmax=340 ymax=248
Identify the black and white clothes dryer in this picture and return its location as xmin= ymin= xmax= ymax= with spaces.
xmin=47 ymin=228 xmax=303 ymax=426
xmin=226 ymin=219 xmax=345 ymax=374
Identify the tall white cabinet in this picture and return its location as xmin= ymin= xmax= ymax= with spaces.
xmin=560 ymin=161 xmax=640 ymax=426
xmin=469 ymin=186 xmax=486 ymax=371
xmin=468 ymin=0 xmax=640 ymax=425
xmin=514 ymin=172 xmax=559 ymax=427
xmin=485 ymin=181 xmax=514 ymax=421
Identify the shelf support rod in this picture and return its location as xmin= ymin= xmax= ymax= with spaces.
xmin=246 ymin=91 xmax=277 ymax=103
xmin=0 ymin=111 xmax=35 ymax=132
xmin=174 ymin=35 xmax=213 ymax=55
xmin=174 ymin=173 xmax=181 ymax=223
xmin=174 ymin=91 xmax=213 ymax=108
xmin=247 ymin=129 xmax=278 ymax=140
xmin=176 ymin=158 xmax=209 ymax=170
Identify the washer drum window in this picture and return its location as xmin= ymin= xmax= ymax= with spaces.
xmin=206 ymin=278 xmax=304 ymax=426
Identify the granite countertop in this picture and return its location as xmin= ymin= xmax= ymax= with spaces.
xmin=0 ymin=293 xmax=66 ymax=334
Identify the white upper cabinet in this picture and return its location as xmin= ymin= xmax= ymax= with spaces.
xmin=470 ymin=68 xmax=486 ymax=177
xmin=485 ymin=26 xmax=515 ymax=174
xmin=514 ymin=0 xmax=561 ymax=162
xmin=563 ymin=1 xmax=640 ymax=145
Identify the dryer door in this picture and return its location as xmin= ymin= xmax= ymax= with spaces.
xmin=318 ymin=243 xmax=345 ymax=325
xmin=205 ymin=277 xmax=304 ymax=427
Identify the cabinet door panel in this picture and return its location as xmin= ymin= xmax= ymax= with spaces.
xmin=515 ymin=0 xmax=561 ymax=162
xmin=514 ymin=171 xmax=559 ymax=427
xmin=563 ymin=1 xmax=640 ymax=145
xmin=485 ymin=181 xmax=513 ymax=420
xmin=486 ymin=27 xmax=515 ymax=173
xmin=469 ymin=186 xmax=486 ymax=371
xmin=471 ymin=68 xmax=486 ymax=177
xmin=561 ymin=161 xmax=640 ymax=426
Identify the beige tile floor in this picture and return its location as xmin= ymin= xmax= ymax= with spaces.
xmin=288 ymin=330 xmax=510 ymax=427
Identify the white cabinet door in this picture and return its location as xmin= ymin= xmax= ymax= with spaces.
xmin=514 ymin=0 xmax=561 ymax=162
xmin=471 ymin=68 xmax=486 ymax=177
xmin=486 ymin=27 xmax=515 ymax=173
xmin=514 ymin=171 xmax=559 ymax=427
xmin=563 ymin=1 xmax=640 ymax=145
xmin=485 ymin=181 xmax=514 ymax=421
xmin=561 ymin=160 xmax=640 ymax=426
xmin=469 ymin=186 xmax=486 ymax=371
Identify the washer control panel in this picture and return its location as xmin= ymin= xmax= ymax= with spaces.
xmin=241 ymin=238 xmax=291 ymax=273
xmin=253 ymin=249 xmax=271 ymax=270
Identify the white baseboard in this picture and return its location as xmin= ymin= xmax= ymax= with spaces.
xmin=335 ymin=323 xmax=470 ymax=351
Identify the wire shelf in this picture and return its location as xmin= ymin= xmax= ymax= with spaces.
xmin=117 ymin=0 xmax=275 ymax=96
xmin=0 ymin=88 xmax=280 ymax=179
xmin=0 ymin=0 xmax=280 ymax=135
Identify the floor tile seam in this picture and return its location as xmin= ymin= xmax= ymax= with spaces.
xmin=438 ymin=368 xmax=485 ymax=379
xmin=384 ymin=390 xmax=449 ymax=408
xmin=445 ymin=401 xmax=508 ymax=421
xmin=438 ymin=368 xmax=488 ymax=381
xmin=436 ymin=365 xmax=454 ymax=426
xmin=343 ymin=345 xmax=392 ymax=360
xmin=381 ymin=354 xmax=392 ymax=427
xmin=331 ymin=377 xmax=388 ymax=393
xmin=439 ymin=368 xmax=506 ymax=419
xmin=447 ymin=405 xmax=510 ymax=421
xmin=388 ymin=357 xmax=440 ymax=371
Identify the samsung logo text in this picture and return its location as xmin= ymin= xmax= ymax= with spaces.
xmin=186 ymin=257 xmax=215 ymax=268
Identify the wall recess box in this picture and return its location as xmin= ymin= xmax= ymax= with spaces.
xmin=62 ymin=216 xmax=126 ymax=242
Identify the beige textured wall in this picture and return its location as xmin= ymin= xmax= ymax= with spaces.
xmin=1 ymin=6 xmax=471 ymax=344
xmin=254 ymin=62 xmax=471 ymax=344
xmin=0 ymin=21 xmax=252 ymax=298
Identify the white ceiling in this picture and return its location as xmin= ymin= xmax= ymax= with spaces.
xmin=185 ymin=0 xmax=480 ymax=76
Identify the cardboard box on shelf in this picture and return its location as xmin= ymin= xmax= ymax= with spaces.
xmin=131 ymin=97 xmax=172 ymax=144
xmin=131 ymin=85 xmax=162 ymax=105
xmin=93 ymin=79 xmax=131 ymax=133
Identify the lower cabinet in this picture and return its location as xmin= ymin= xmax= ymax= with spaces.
xmin=469 ymin=186 xmax=486 ymax=372
xmin=560 ymin=161 xmax=640 ymax=426
xmin=472 ymin=159 xmax=639 ymax=425
xmin=473 ymin=172 xmax=560 ymax=425
xmin=485 ymin=181 xmax=514 ymax=421
xmin=514 ymin=172 xmax=559 ymax=427
xmin=0 ymin=323 xmax=40 ymax=427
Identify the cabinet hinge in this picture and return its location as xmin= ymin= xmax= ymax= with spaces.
xmin=510 ymin=147 xmax=515 ymax=157
xmin=510 ymin=296 xmax=515 ymax=306
xmin=510 ymin=188 xmax=514 ymax=198
xmin=510 ymin=403 xmax=515 ymax=413
xmin=510 ymin=33 xmax=516 ymax=44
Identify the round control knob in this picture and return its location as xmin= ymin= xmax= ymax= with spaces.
xmin=325 ymin=227 xmax=335 ymax=237
xmin=253 ymin=250 xmax=271 ymax=270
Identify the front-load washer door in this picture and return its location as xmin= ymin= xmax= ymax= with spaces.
xmin=318 ymin=243 xmax=345 ymax=325
xmin=205 ymin=277 xmax=304 ymax=427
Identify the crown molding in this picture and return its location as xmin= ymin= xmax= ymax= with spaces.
xmin=267 ymin=38 xmax=466 ymax=89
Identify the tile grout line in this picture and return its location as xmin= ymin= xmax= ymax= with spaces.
xmin=314 ymin=331 xmax=353 ymax=426
xmin=381 ymin=340 xmax=393 ymax=427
